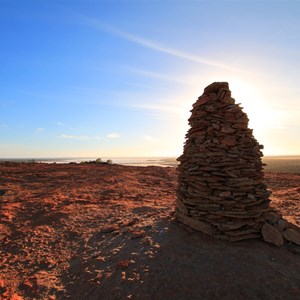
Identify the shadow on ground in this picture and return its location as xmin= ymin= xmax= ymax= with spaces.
xmin=60 ymin=215 xmax=300 ymax=300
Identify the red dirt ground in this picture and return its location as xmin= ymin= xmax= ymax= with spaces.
xmin=0 ymin=163 xmax=299 ymax=300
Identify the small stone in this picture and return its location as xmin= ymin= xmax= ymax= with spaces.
xmin=221 ymin=126 xmax=236 ymax=134
xmin=0 ymin=279 xmax=5 ymax=287
xmin=222 ymin=97 xmax=235 ymax=104
xmin=283 ymin=228 xmax=300 ymax=246
xmin=218 ymin=191 xmax=231 ymax=197
xmin=124 ymin=218 xmax=139 ymax=227
xmin=100 ymin=224 xmax=119 ymax=233
xmin=220 ymin=137 xmax=236 ymax=146
xmin=121 ymin=272 xmax=126 ymax=281
xmin=193 ymin=96 xmax=211 ymax=107
xmin=130 ymin=230 xmax=145 ymax=239
xmin=265 ymin=212 xmax=280 ymax=224
xmin=261 ymin=223 xmax=284 ymax=246
xmin=117 ymin=259 xmax=130 ymax=269
xmin=275 ymin=219 xmax=287 ymax=232
xmin=177 ymin=213 xmax=217 ymax=235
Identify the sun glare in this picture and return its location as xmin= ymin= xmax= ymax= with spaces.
xmin=172 ymin=77 xmax=297 ymax=156
xmin=229 ymin=80 xmax=272 ymax=131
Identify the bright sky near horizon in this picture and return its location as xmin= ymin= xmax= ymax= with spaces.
xmin=1 ymin=0 xmax=300 ymax=158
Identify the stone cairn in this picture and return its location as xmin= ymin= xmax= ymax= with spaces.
xmin=176 ymin=82 xmax=297 ymax=245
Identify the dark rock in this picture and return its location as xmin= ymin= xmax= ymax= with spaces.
xmin=100 ymin=224 xmax=119 ymax=233
xmin=283 ymin=228 xmax=300 ymax=246
xmin=261 ymin=223 xmax=284 ymax=246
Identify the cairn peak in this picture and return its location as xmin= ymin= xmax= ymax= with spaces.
xmin=203 ymin=81 xmax=229 ymax=96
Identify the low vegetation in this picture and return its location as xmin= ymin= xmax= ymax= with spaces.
xmin=79 ymin=158 xmax=113 ymax=165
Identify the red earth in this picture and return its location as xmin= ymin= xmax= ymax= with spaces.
xmin=0 ymin=163 xmax=299 ymax=300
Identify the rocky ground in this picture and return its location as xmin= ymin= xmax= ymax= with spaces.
xmin=0 ymin=163 xmax=299 ymax=300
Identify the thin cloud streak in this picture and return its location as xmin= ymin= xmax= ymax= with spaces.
xmin=144 ymin=135 xmax=159 ymax=143
xmin=59 ymin=134 xmax=101 ymax=140
xmin=80 ymin=17 xmax=241 ymax=72
xmin=107 ymin=132 xmax=120 ymax=138
xmin=123 ymin=101 xmax=183 ymax=116
xmin=128 ymin=68 xmax=198 ymax=86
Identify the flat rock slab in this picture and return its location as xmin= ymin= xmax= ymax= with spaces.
xmin=262 ymin=223 xmax=284 ymax=246
xmin=283 ymin=228 xmax=300 ymax=246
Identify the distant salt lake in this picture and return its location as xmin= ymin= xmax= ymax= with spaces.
xmin=0 ymin=157 xmax=178 ymax=167
xmin=1 ymin=156 xmax=300 ymax=172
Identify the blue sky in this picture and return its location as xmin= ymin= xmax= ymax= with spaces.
xmin=1 ymin=0 xmax=300 ymax=158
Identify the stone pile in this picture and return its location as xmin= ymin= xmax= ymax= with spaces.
xmin=176 ymin=82 xmax=274 ymax=241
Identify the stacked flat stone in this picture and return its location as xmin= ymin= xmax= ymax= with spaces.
xmin=176 ymin=82 xmax=272 ymax=241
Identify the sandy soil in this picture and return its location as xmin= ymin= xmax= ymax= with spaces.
xmin=0 ymin=163 xmax=299 ymax=300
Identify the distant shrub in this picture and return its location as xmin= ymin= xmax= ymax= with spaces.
xmin=96 ymin=158 xmax=102 ymax=164
xmin=79 ymin=158 xmax=113 ymax=165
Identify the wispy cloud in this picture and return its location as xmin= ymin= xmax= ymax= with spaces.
xmin=1 ymin=124 xmax=8 ymax=128
xmin=144 ymin=135 xmax=159 ymax=143
xmin=57 ymin=121 xmax=65 ymax=126
xmin=59 ymin=134 xmax=101 ymax=140
xmin=128 ymin=68 xmax=198 ymax=86
xmin=128 ymin=102 xmax=182 ymax=114
xmin=107 ymin=132 xmax=120 ymax=138
xmin=81 ymin=17 xmax=241 ymax=72
xmin=36 ymin=128 xmax=44 ymax=133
